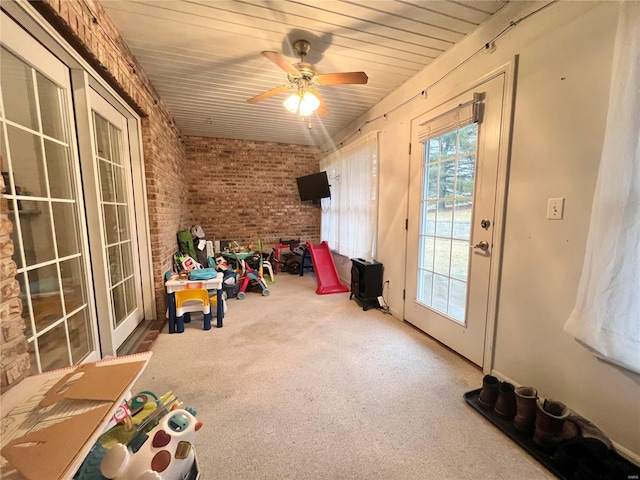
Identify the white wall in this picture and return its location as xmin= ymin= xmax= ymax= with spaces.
xmin=329 ymin=1 xmax=640 ymax=460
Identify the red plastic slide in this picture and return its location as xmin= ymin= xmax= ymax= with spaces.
xmin=305 ymin=241 xmax=350 ymax=295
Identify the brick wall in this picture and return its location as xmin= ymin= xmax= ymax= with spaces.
xmin=185 ymin=136 xmax=321 ymax=250
xmin=0 ymin=174 xmax=29 ymax=388
xmin=0 ymin=0 xmax=192 ymax=389
xmin=31 ymin=0 xmax=194 ymax=321
xmin=1 ymin=1 xmax=321 ymax=389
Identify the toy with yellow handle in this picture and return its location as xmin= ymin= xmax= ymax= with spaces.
xmin=100 ymin=405 xmax=202 ymax=480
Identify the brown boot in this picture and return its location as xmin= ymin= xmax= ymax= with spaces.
xmin=533 ymin=399 xmax=570 ymax=447
xmin=513 ymin=386 xmax=538 ymax=433
xmin=478 ymin=375 xmax=499 ymax=410
xmin=494 ymin=382 xmax=517 ymax=420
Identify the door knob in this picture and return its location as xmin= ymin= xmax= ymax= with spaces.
xmin=472 ymin=240 xmax=489 ymax=251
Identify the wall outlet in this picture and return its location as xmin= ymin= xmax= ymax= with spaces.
xmin=547 ymin=198 xmax=565 ymax=220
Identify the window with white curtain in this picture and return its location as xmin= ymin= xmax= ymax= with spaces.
xmin=564 ymin=0 xmax=640 ymax=373
xmin=320 ymin=132 xmax=379 ymax=260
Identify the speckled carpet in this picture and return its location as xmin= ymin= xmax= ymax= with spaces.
xmin=133 ymin=273 xmax=553 ymax=480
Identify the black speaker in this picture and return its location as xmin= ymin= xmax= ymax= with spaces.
xmin=350 ymin=258 xmax=383 ymax=311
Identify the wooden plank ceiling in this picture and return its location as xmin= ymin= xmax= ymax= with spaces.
xmin=102 ymin=1 xmax=507 ymax=146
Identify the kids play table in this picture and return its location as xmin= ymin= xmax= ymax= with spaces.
xmin=165 ymin=276 xmax=224 ymax=331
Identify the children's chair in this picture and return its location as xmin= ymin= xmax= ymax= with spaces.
xmin=262 ymin=260 xmax=275 ymax=283
xmin=257 ymin=239 xmax=275 ymax=284
xmin=174 ymin=289 xmax=213 ymax=332
xmin=209 ymin=293 xmax=228 ymax=316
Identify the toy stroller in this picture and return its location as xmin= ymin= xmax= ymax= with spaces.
xmin=233 ymin=251 xmax=270 ymax=299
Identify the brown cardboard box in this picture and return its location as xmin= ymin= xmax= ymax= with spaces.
xmin=0 ymin=352 xmax=152 ymax=480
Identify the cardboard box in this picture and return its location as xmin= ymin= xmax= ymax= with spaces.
xmin=0 ymin=352 xmax=152 ymax=480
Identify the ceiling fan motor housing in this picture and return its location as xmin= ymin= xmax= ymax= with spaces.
xmin=288 ymin=62 xmax=317 ymax=84
xmin=293 ymin=39 xmax=311 ymax=58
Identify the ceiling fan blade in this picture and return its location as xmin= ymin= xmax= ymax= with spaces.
xmin=261 ymin=51 xmax=301 ymax=76
xmin=316 ymin=72 xmax=368 ymax=85
xmin=314 ymin=91 xmax=330 ymax=118
xmin=247 ymin=84 xmax=290 ymax=104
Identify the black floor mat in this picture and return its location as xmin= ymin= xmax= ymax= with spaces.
xmin=464 ymin=388 xmax=640 ymax=480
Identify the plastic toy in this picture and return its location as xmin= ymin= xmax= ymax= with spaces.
xmin=76 ymin=392 xmax=175 ymax=480
xmin=100 ymin=406 xmax=202 ymax=480
xmin=233 ymin=251 xmax=270 ymax=299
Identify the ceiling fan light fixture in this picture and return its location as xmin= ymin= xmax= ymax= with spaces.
xmin=284 ymin=90 xmax=320 ymax=116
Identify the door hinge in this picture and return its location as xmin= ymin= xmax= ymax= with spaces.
xmin=402 ymin=289 xmax=406 ymax=300
xmin=408 ymin=143 xmax=412 ymax=155
xmin=405 ymin=218 xmax=408 ymax=230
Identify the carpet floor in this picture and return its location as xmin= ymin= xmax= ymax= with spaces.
xmin=134 ymin=273 xmax=554 ymax=479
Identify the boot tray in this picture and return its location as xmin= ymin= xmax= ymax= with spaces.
xmin=464 ymin=388 xmax=640 ymax=480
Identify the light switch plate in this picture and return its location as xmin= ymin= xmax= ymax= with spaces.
xmin=547 ymin=198 xmax=565 ymax=220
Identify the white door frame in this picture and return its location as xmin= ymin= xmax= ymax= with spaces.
xmin=403 ymin=63 xmax=516 ymax=372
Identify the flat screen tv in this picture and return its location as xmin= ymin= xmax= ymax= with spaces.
xmin=296 ymin=171 xmax=331 ymax=203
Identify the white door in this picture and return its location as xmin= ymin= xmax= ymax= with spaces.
xmin=86 ymin=90 xmax=144 ymax=355
xmin=0 ymin=11 xmax=100 ymax=371
xmin=404 ymin=74 xmax=507 ymax=366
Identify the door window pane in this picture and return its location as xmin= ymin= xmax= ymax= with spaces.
xmin=121 ymin=242 xmax=134 ymax=278
xmin=6 ymin=125 xmax=47 ymax=197
xmin=60 ymin=256 xmax=87 ymax=314
xmin=124 ymin=277 xmax=136 ymax=316
xmin=438 ymin=160 xmax=455 ymax=200
xmin=453 ymin=201 xmax=471 ymax=240
xmin=29 ymin=263 xmax=63 ymax=332
xmin=104 ymin=204 xmax=119 ymax=244
xmin=18 ymin=200 xmax=55 ymax=266
xmin=449 ymin=279 xmax=467 ymax=322
xmin=434 ymin=238 xmax=451 ymax=275
xmin=99 ymin=160 xmax=116 ymax=202
xmin=417 ymin=271 xmax=433 ymax=305
xmin=0 ymin=48 xmax=38 ymax=130
xmin=419 ymin=236 xmax=434 ymax=271
xmin=37 ymin=72 xmax=65 ymax=141
xmin=52 ymin=202 xmax=81 ymax=257
xmin=456 ymin=156 xmax=475 ymax=198
xmin=44 ymin=139 xmax=74 ymax=199
xmin=112 ymin=282 xmax=127 ymax=326
xmin=117 ymin=205 xmax=130 ymax=241
xmin=458 ymin=124 xmax=477 ymax=155
xmin=69 ymin=308 xmax=92 ymax=363
xmin=435 ymin=200 xmax=453 ymax=238
xmin=416 ymin=123 xmax=478 ymax=324
xmin=109 ymin=123 xmax=122 ymax=165
xmin=108 ymin=245 xmax=123 ymax=285
xmin=37 ymin=321 xmax=70 ymax=372
xmin=432 ymin=274 xmax=449 ymax=312
xmin=451 ymin=240 xmax=470 ymax=281
xmin=94 ymin=113 xmax=111 ymax=161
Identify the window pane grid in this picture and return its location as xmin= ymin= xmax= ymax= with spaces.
xmin=93 ymin=110 xmax=136 ymax=330
xmin=416 ymin=124 xmax=478 ymax=324
xmin=1 ymin=49 xmax=94 ymax=372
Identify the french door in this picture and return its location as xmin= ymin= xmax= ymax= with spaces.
xmin=86 ymin=90 xmax=144 ymax=354
xmin=404 ymin=74 xmax=508 ymax=367
xmin=1 ymin=10 xmax=147 ymax=369
xmin=1 ymin=12 xmax=100 ymax=371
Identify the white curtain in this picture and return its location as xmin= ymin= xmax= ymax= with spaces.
xmin=564 ymin=1 xmax=640 ymax=373
xmin=320 ymin=132 xmax=379 ymax=260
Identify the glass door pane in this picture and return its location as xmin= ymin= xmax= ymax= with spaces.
xmin=416 ymin=123 xmax=478 ymax=324
xmin=92 ymin=112 xmax=138 ymax=331
xmin=1 ymin=46 xmax=96 ymax=373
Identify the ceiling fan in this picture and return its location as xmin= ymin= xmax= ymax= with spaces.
xmin=247 ymin=39 xmax=368 ymax=117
